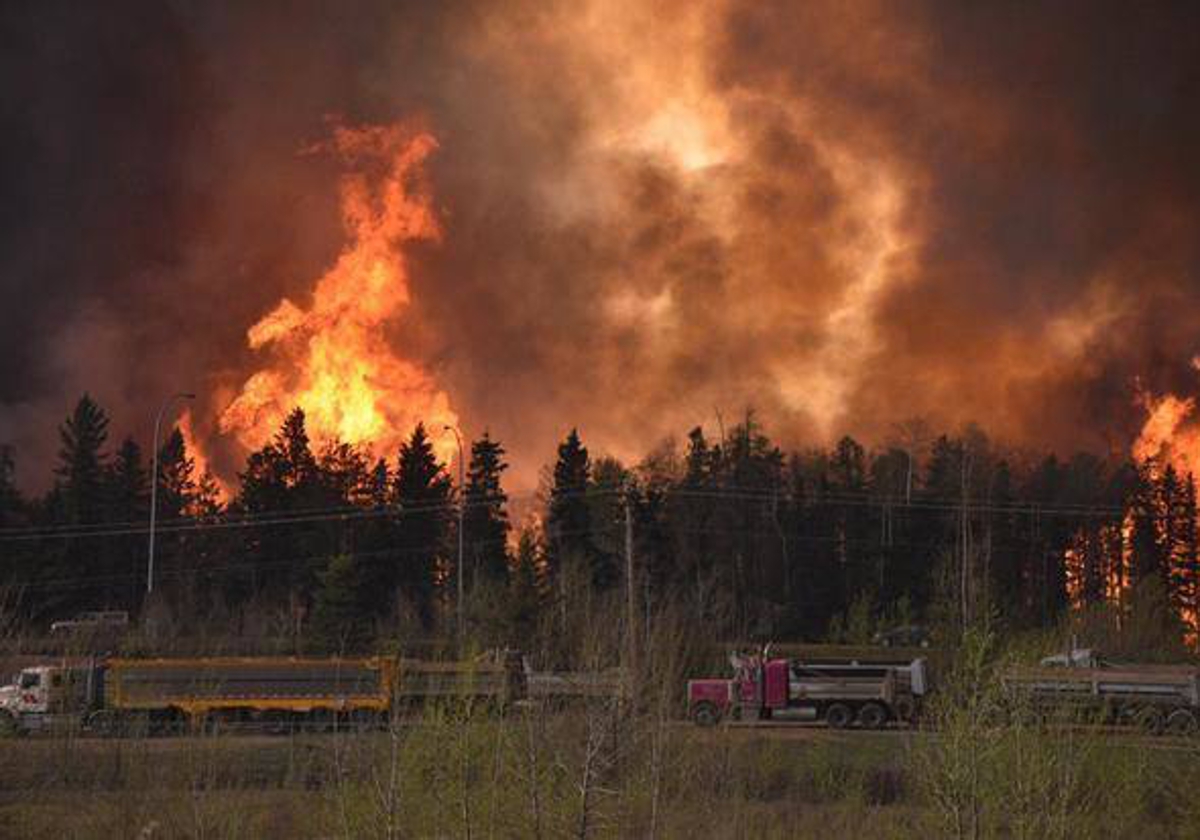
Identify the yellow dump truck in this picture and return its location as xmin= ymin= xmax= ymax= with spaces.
xmin=0 ymin=653 xmax=523 ymax=735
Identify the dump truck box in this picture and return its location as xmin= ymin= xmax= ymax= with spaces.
xmin=1002 ymin=659 xmax=1200 ymax=734
xmin=1003 ymin=664 xmax=1200 ymax=706
xmin=393 ymin=657 xmax=519 ymax=702
xmin=104 ymin=657 xmax=393 ymax=718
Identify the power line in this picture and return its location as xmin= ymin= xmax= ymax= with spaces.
xmin=0 ymin=481 xmax=1131 ymax=544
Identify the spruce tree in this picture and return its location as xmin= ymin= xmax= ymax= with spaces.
xmin=508 ymin=527 xmax=543 ymax=644
xmin=46 ymin=395 xmax=111 ymax=616
xmin=235 ymin=408 xmax=330 ymax=607
xmin=108 ymin=439 xmax=149 ymax=520
xmin=546 ymin=428 xmax=591 ymax=580
xmin=311 ymin=553 xmax=370 ymax=652
xmin=55 ymin=394 xmax=110 ymax=525
xmin=0 ymin=445 xmax=20 ymax=527
xmin=104 ymin=438 xmax=149 ymax=610
xmin=0 ymin=446 xmax=31 ymax=593
xmin=156 ymin=428 xmax=197 ymax=521
xmin=464 ymin=432 xmax=511 ymax=587
xmin=1176 ymin=474 xmax=1200 ymax=641
xmin=392 ymin=423 xmax=452 ymax=628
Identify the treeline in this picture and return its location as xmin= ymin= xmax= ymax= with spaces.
xmin=0 ymin=395 xmax=1197 ymax=655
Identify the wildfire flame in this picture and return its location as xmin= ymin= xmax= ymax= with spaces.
xmin=218 ymin=121 xmax=459 ymax=466
xmin=1133 ymin=390 xmax=1200 ymax=481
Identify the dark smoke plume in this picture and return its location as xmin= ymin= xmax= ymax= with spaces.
xmin=2 ymin=0 xmax=1199 ymax=492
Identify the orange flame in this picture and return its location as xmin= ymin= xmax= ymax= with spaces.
xmin=218 ymin=121 xmax=459 ymax=466
xmin=179 ymin=410 xmax=231 ymax=502
xmin=1125 ymin=373 xmax=1200 ymax=644
xmin=1133 ymin=360 xmax=1200 ymax=481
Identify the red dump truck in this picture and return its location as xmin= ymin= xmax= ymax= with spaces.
xmin=688 ymin=650 xmax=928 ymax=728
xmin=0 ymin=654 xmax=523 ymax=736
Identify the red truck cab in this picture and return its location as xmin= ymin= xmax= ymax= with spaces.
xmin=688 ymin=650 xmax=926 ymax=728
xmin=687 ymin=652 xmax=781 ymax=725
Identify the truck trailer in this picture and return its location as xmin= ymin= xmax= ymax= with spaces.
xmin=0 ymin=654 xmax=523 ymax=736
xmin=1002 ymin=649 xmax=1200 ymax=736
xmin=688 ymin=650 xmax=928 ymax=728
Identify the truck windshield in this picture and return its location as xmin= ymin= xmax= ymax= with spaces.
xmin=18 ymin=672 xmax=40 ymax=689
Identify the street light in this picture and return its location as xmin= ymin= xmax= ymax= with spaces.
xmin=147 ymin=392 xmax=195 ymax=596
xmin=443 ymin=425 xmax=465 ymax=652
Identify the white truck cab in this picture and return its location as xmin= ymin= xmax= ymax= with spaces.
xmin=0 ymin=665 xmax=87 ymax=734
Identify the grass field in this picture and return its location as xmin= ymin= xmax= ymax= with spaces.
xmin=0 ymin=715 xmax=1197 ymax=839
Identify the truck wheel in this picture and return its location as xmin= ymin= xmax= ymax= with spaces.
xmin=857 ymin=703 xmax=888 ymax=730
xmin=1167 ymin=709 xmax=1198 ymax=737
xmin=892 ymin=696 xmax=916 ymax=723
xmin=825 ymin=703 xmax=853 ymax=729
xmin=1135 ymin=707 xmax=1165 ymax=736
xmin=691 ymin=701 xmax=721 ymax=727
xmin=0 ymin=711 xmax=18 ymax=737
xmin=87 ymin=710 xmax=119 ymax=738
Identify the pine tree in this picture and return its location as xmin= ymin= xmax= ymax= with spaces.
xmin=235 ymin=408 xmax=332 ymax=607
xmin=108 ymin=439 xmax=149 ymax=520
xmin=310 ymin=553 xmax=370 ymax=652
xmin=191 ymin=472 xmax=225 ymax=520
xmin=671 ymin=427 xmax=718 ymax=599
xmin=55 ymin=394 xmax=110 ymax=525
xmin=318 ymin=441 xmax=371 ymax=506
xmin=508 ymin=527 xmax=543 ymax=645
xmin=156 ymin=428 xmax=196 ymax=521
xmin=103 ymin=438 xmax=149 ymax=610
xmin=546 ymin=428 xmax=591 ymax=580
xmin=0 ymin=446 xmax=31 ymax=593
xmin=44 ymin=395 xmax=111 ymax=616
xmin=587 ymin=456 xmax=628 ymax=590
xmin=1129 ymin=463 xmax=1166 ymax=587
xmin=0 ymin=445 xmax=21 ymax=527
xmin=392 ymin=423 xmax=453 ymax=628
xmin=1178 ymin=475 xmax=1200 ymax=642
xmin=464 ymin=433 xmax=511 ymax=587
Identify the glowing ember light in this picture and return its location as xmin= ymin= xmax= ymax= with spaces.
xmin=219 ymin=121 xmax=459 ymax=465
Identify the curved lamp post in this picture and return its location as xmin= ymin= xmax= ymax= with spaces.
xmin=147 ymin=392 xmax=195 ymax=596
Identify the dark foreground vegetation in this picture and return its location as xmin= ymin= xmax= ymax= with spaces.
xmin=3 ymin=675 xmax=1200 ymax=839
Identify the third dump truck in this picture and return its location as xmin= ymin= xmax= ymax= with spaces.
xmin=688 ymin=649 xmax=928 ymax=728
xmin=1002 ymin=648 xmax=1200 ymax=736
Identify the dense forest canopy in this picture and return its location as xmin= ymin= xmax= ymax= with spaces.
xmin=0 ymin=395 xmax=1193 ymax=659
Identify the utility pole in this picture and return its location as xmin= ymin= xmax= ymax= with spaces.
xmin=960 ymin=452 xmax=971 ymax=631
xmin=444 ymin=425 xmax=465 ymax=654
xmin=147 ymin=392 xmax=195 ymax=597
xmin=624 ymin=486 xmax=637 ymax=681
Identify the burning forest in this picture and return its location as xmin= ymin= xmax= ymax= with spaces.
xmin=5 ymin=1 xmax=1200 ymax=836
xmin=0 ymin=0 xmax=1199 ymax=648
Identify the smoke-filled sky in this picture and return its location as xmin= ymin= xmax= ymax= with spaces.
xmin=3 ymin=0 xmax=1200 ymax=493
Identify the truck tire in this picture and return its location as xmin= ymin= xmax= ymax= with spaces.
xmin=691 ymin=701 xmax=721 ymax=727
xmin=1134 ymin=706 xmax=1165 ymax=736
xmin=87 ymin=710 xmax=119 ymax=738
xmin=892 ymin=696 xmax=917 ymax=723
xmin=857 ymin=702 xmax=888 ymax=730
xmin=1167 ymin=709 xmax=1199 ymax=737
xmin=825 ymin=703 xmax=853 ymax=729
xmin=0 ymin=711 xmax=18 ymax=737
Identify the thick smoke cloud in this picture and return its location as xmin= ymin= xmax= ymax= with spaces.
xmin=2 ymin=0 xmax=1199 ymax=492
